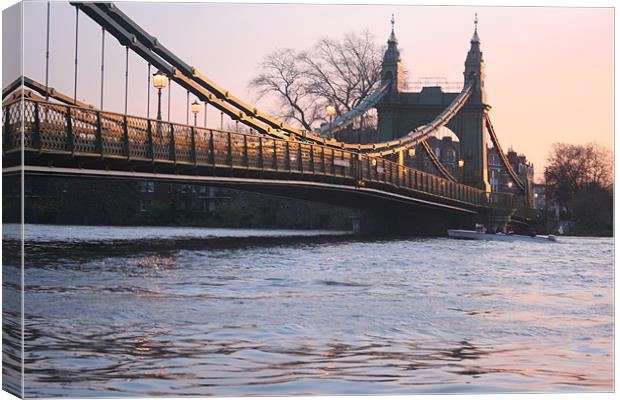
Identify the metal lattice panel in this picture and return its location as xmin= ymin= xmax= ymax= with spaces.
xmin=39 ymin=102 xmax=71 ymax=152
xmin=152 ymin=122 xmax=172 ymax=160
xmin=211 ymin=131 xmax=229 ymax=166
xmin=100 ymin=112 xmax=125 ymax=157
xmin=71 ymin=108 xmax=98 ymax=154
xmin=172 ymin=125 xmax=192 ymax=163
xmin=246 ymin=135 xmax=262 ymax=169
xmin=21 ymin=101 xmax=35 ymax=148
xmin=274 ymin=140 xmax=288 ymax=170
xmin=193 ymin=128 xmax=211 ymax=165
xmin=5 ymin=102 xmax=23 ymax=150
xmin=127 ymin=116 xmax=149 ymax=159
xmin=229 ymin=135 xmax=246 ymax=167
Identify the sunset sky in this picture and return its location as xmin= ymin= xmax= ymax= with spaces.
xmin=9 ymin=1 xmax=614 ymax=179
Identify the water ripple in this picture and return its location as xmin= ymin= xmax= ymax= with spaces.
xmin=4 ymin=225 xmax=613 ymax=396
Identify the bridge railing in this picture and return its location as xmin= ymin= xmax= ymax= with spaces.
xmin=4 ymin=98 xmax=492 ymax=208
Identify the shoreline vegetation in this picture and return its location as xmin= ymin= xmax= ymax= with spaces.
xmin=543 ymin=143 xmax=613 ymax=238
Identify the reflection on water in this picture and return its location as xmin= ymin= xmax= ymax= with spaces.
xmin=5 ymin=224 xmax=613 ymax=396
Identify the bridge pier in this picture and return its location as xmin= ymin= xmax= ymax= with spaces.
xmin=488 ymin=209 xmax=512 ymax=233
xmin=349 ymin=214 xmax=362 ymax=234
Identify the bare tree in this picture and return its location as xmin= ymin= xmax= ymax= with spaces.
xmin=544 ymin=142 xmax=612 ymax=209
xmin=249 ymin=31 xmax=384 ymax=130
xmin=300 ymin=30 xmax=383 ymax=117
xmin=249 ymin=48 xmax=321 ymax=131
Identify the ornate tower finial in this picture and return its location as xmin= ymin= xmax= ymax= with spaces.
xmin=388 ymin=13 xmax=398 ymax=43
xmin=471 ymin=12 xmax=480 ymax=43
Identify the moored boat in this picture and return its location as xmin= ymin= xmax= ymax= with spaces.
xmin=447 ymin=229 xmax=557 ymax=242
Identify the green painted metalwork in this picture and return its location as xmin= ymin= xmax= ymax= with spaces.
xmin=1 ymin=98 xmax=535 ymax=211
xmin=95 ymin=111 xmax=103 ymax=154
xmin=169 ymin=124 xmax=176 ymax=162
xmin=242 ymin=135 xmax=248 ymax=168
xmin=190 ymin=126 xmax=197 ymax=164
xmin=146 ymin=119 xmax=154 ymax=159
xmin=122 ymin=115 xmax=129 ymax=157
xmin=65 ymin=107 xmax=74 ymax=152
xmin=33 ymin=102 xmax=41 ymax=149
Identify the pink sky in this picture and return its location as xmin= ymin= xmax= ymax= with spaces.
xmin=15 ymin=3 xmax=613 ymax=179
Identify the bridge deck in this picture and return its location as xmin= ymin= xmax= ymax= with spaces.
xmin=3 ymin=99 xmax=524 ymax=214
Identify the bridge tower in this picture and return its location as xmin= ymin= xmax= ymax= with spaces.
xmin=376 ymin=15 xmax=491 ymax=191
xmin=378 ymin=14 xmax=405 ymax=138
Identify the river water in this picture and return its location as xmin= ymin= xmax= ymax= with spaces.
xmin=3 ymin=224 xmax=613 ymax=396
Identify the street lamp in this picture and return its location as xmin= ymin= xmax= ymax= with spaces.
xmin=507 ymin=181 xmax=513 ymax=190
xmin=190 ymin=99 xmax=200 ymax=126
xmin=458 ymin=159 xmax=464 ymax=168
xmin=152 ymin=71 xmax=168 ymax=122
xmin=458 ymin=159 xmax=464 ymax=182
xmin=326 ymin=105 xmax=336 ymax=135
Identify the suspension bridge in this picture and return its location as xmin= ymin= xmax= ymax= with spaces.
xmin=2 ymin=3 xmax=539 ymax=233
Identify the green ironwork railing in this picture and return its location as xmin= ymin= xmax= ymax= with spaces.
xmin=3 ymin=98 xmax=512 ymax=209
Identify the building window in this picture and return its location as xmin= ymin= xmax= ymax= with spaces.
xmin=140 ymin=182 xmax=155 ymax=193
xmin=446 ymin=149 xmax=456 ymax=163
xmin=140 ymin=199 xmax=153 ymax=212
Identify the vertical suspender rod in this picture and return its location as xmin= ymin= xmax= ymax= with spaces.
xmin=124 ymin=47 xmax=129 ymax=115
xmin=100 ymin=28 xmax=105 ymax=110
xmin=167 ymin=81 xmax=171 ymax=122
xmin=147 ymin=63 xmax=151 ymax=118
xmin=73 ymin=5 xmax=79 ymax=104
xmin=45 ymin=1 xmax=51 ymax=100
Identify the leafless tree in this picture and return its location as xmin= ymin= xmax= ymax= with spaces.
xmin=249 ymin=31 xmax=384 ymax=131
xmin=300 ymin=30 xmax=383 ymax=117
xmin=544 ymin=142 xmax=612 ymax=209
xmin=249 ymin=49 xmax=321 ymax=131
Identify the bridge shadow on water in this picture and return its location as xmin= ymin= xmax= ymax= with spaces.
xmin=5 ymin=232 xmax=447 ymax=267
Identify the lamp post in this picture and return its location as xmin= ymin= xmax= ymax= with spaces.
xmin=152 ymin=71 xmax=167 ymax=121
xmin=325 ymin=105 xmax=336 ymax=136
xmin=191 ymin=99 xmax=200 ymax=126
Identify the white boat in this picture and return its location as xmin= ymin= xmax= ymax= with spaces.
xmin=447 ymin=229 xmax=557 ymax=243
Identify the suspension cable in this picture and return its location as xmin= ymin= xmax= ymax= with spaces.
xmin=73 ymin=5 xmax=79 ymax=104
xmin=44 ymin=0 xmax=50 ymax=101
xmin=100 ymin=27 xmax=105 ymax=110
